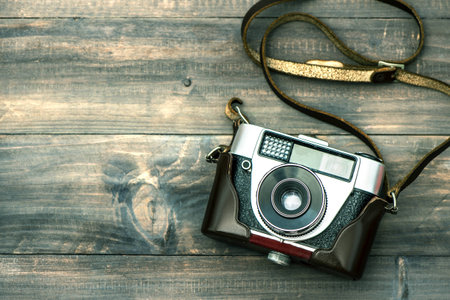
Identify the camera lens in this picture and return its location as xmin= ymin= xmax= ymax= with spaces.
xmin=257 ymin=164 xmax=326 ymax=236
xmin=270 ymin=178 xmax=311 ymax=218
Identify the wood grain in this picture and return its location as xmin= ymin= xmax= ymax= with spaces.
xmin=0 ymin=0 xmax=448 ymax=18
xmin=1 ymin=18 xmax=448 ymax=135
xmin=0 ymin=255 xmax=449 ymax=299
xmin=0 ymin=0 xmax=448 ymax=296
xmin=0 ymin=135 xmax=448 ymax=256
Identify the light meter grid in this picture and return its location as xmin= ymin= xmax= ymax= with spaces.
xmin=260 ymin=134 xmax=293 ymax=161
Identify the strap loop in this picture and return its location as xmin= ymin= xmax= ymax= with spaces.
xmin=386 ymin=192 xmax=398 ymax=214
xmin=225 ymin=97 xmax=251 ymax=124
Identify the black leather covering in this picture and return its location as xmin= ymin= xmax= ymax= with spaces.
xmin=303 ymin=190 xmax=375 ymax=249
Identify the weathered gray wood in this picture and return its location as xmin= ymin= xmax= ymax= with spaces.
xmin=0 ymin=18 xmax=448 ymax=135
xmin=0 ymin=134 xmax=448 ymax=255
xmin=0 ymin=255 xmax=448 ymax=299
xmin=0 ymin=0 xmax=448 ymax=296
xmin=0 ymin=0 xmax=447 ymax=18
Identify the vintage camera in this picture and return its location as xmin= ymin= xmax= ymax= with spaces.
xmin=203 ymin=124 xmax=388 ymax=279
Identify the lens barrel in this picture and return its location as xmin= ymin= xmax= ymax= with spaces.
xmin=257 ymin=164 xmax=326 ymax=236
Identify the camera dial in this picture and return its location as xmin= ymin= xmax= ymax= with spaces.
xmin=257 ymin=164 xmax=327 ymax=237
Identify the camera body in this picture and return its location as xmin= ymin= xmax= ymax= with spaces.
xmin=203 ymin=124 xmax=388 ymax=279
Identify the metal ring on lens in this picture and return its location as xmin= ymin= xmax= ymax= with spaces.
xmin=270 ymin=178 xmax=311 ymax=218
xmin=256 ymin=164 xmax=326 ymax=237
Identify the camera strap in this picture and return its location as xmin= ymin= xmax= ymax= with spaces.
xmin=238 ymin=0 xmax=449 ymax=211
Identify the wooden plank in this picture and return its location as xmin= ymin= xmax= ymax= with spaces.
xmin=0 ymin=255 xmax=449 ymax=299
xmin=1 ymin=18 xmax=448 ymax=135
xmin=0 ymin=134 xmax=448 ymax=255
xmin=0 ymin=0 xmax=447 ymax=298
xmin=0 ymin=0 xmax=447 ymax=18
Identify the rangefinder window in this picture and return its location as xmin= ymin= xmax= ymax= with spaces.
xmin=290 ymin=144 xmax=355 ymax=181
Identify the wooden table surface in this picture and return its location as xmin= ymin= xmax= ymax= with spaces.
xmin=0 ymin=0 xmax=449 ymax=299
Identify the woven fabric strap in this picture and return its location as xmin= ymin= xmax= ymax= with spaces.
xmin=241 ymin=0 xmax=449 ymax=202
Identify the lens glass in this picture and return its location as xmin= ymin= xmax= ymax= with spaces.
xmin=281 ymin=190 xmax=302 ymax=211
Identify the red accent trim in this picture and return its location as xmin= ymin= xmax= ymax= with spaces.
xmin=249 ymin=234 xmax=313 ymax=261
